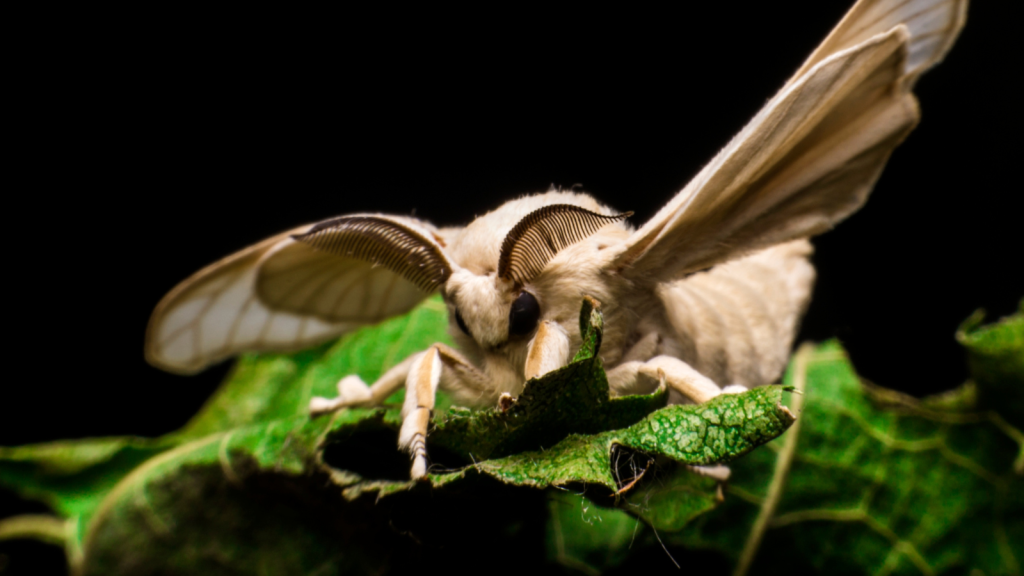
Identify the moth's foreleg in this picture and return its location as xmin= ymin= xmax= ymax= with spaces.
xmin=398 ymin=347 xmax=441 ymax=479
xmin=309 ymin=354 xmax=419 ymax=415
xmin=607 ymin=355 xmax=742 ymax=403
xmin=398 ymin=343 xmax=488 ymax=479
xmin=523 ymin=320 xmax=571 ymax=380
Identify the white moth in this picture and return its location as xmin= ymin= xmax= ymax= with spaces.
xmin=146 ymin=0 xmax=967 ymax=479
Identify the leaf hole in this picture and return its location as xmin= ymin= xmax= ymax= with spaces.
xmin=321 ymin=428 xmax=475 ymax=481
xmin=423 ymin=444 xmax=474 ymax=473
xmin=321 ymin=428 xmax=409 ymax=481
xmin=610 ymin=444 xmax=655 ymax=494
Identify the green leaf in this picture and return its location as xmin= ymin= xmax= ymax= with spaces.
xmin=673 ymin=339 xmax=1024 ymax=576
xmin=957 ymin=299 xmax=1024 ymax=428
xmin=461 ymin=385 xmax=792 ymax=491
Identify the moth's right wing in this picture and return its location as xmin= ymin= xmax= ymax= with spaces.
xmin=607 ymin=0 xmax=967 ymax=284
xmin=794 ymin=0 xmax=967 ymax=88
xmin=146 ymin=215 xmax=451 ymax=374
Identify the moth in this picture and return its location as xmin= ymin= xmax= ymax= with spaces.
xmin=146 ymin=0 xmax=967 ymax=479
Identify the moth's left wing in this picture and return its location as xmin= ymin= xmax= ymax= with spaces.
xmin=146 ymin=215 xmax=451 ymax=374
xmin=145 ymin=225 xmax=355 ymax=374
xmin=609 ymin=0 xmax=966 ymax=283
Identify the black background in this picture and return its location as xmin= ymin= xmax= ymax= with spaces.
xmin=2 ymin=2 xmax=1020 ymax=573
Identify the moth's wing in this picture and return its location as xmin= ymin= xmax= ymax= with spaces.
xmin=145 ymin=225 xmax=339 ymax=374
xmin=794 ymin=0 xmax=966 ymax=87
xmin=608 ymin=0 xmax=966 ymax=282
xmin=145 ymin=216 xmax=444 ymax=374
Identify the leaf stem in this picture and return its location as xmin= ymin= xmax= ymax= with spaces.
xmin=733 ymin=343 xmax=810 ymax=576
xmin=0 ymin=514 xmax=67 ymax=547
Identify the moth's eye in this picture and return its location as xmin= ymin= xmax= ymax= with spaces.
xmin=454 ymin=308 xmax=472 ymax=337
xmin=508 ymin=291 xmax=540 ymax=337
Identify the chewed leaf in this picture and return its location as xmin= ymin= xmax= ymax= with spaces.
xmin=454 ymin=385 xmax=793 ymax=492
xmin=320 ymin=298 xmax=792 ymax=496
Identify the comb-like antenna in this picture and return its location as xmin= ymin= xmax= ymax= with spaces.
xmin=293 ymin=216 xmax=451 ymax=292
xmin=498 ymin=204 xmax=632 ymax=284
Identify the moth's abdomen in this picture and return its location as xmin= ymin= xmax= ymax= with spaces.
xmin=656 ymin=240 xmax=815 ymax=388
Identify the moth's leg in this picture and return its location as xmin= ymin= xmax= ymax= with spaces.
xmin=398 ymin=347 xmax=440 ymax=479
xmin=398 ymin=343 xmax=488 ymax=479
xmin=308 ymin=354 xmax=418 ymax=415
xmin=607 ymin=355 xmax=727 ymax=403
xmin=491 ymin=321 xmax=572 ymax=410
xmin=523 ymin=320 xmax=571 ymax=380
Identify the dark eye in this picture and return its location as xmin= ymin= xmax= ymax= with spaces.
xmin=454 ymin=308 xmax=472 ymax=337
xmin=508 ymin=291 xmax=540 ymax=337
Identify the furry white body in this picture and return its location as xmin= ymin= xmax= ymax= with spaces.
xmin=430 ymin=191 xmax=813 ymax=406
xmin=145 ymin=0 xmax=967 ymax=479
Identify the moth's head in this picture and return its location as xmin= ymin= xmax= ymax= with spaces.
xmin=441 ymin=192 xmax=632 ymax=351
xmin=443 ymin=270 xmax=523 ymax=349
